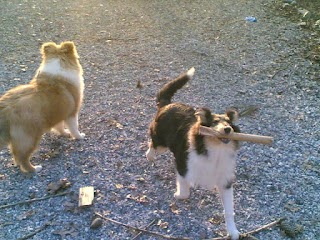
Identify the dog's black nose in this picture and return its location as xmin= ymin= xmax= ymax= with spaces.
xmin=224 ymin=127 xmax=232 ymax=134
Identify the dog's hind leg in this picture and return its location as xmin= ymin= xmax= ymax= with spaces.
xmin=146 ymin=146 xmax=156 ymax=161
xmin=218 ymin=185 xmax=240 ymax=240
xmin=9 ymin=128 xmax=42 ymax=173
xmin=174 ymin=174 xmax=190 ymax=199
xmin=155 ymin=146 xmax=168 ymax=154
xmin=52 ymin=121 xmax=69 ymax=136
xmin=146 ymin=141 xmax=168 ymax=161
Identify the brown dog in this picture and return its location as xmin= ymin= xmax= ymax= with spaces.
xmin=0 ymin=41 xmax=85 ymax=173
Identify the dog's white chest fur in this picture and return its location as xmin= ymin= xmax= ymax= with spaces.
xmin=39 ymin=59 xmax=84 ymax=90
xmin=186 ymin=144 xmax=237 ymax=190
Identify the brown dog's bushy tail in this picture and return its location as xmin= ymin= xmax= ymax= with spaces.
xmin=157 ymin=67 xmax=195 ymax=108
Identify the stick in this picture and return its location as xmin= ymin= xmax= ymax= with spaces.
xmin=132 ymin=218 xmax=156 ymax=240
xmin=271 ymin=64 xmax=290 ymax=79
xmin=199 ymin=126 xmax=273 ymax=145
xmin=0 ymin=191 xmax=70 ymax=210
xmin=95 ymin=212 xmax=190 ymax=240
xmin=205 ymin=217 xmax=286 ymax=240
xmin=241 ymin=217 xmax=286 ymax=237
xmin=17 ymin=220 xmax=52 ymax=240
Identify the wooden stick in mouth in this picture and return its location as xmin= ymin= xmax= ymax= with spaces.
xmin=199 ymin=126 xmax=273 ymax=145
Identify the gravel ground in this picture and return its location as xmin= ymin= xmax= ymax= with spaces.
xmin=0 ymin=0 xmax=319 ymax=239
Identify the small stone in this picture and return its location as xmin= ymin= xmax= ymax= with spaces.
xmin=297 ymin=22 xmax=307 ymax=27
xmin=297 ymin=9 xmax=310 ymax=18
xmin=90 ymin=218 xmax=103 ymax=229
xmin=283 ymin=0 xmax=295 ymax=4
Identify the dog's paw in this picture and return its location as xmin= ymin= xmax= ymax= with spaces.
xmin=74 ymin=132 xmax=85 ymax=140
xmin=52 ymin=128 xmax=70 ymax=137
xmin=228 ymin=229 xmax=240 ymax=240
xmin=79 ymin=132 xmax=86 ymax=138
xmin=174 ymin=191 xmax=190 ymax=200
xmin=60 ymin=129 xmax=71 ymax=137
xmin=146 ymin=148 xmax=156 ymax=161
xmin=34 ymin=165 xmax=43 ymax=173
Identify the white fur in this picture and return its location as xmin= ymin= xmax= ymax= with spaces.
xmin=65 ymin=115 xmax=85 ymax=139
xmin=34 ymin=165 xmax=43 ymax=173
xmin=218 ymin=186 xmax=240 ymax=240
xmin=146 ymin=147 xmax=156 ymax=161
xmin=176 ymin=139 xmax=239 ymax=239
xmin=39 ymin=58 xmax=84 ymax=91
xmin=187 ymin=67 xmax=195 ymax=78
xmin=185 ymin=142 xmax=236 ymax=190
xmin=146 ymin=145 xmax=168 ymax=161
xmin=174 ymin=174 xmax=190 ymax=199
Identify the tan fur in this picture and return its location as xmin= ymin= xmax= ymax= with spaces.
xmin=0 ymin=41 xmax=84 ymax=173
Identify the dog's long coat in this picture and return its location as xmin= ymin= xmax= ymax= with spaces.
xmin=0 ymin=42 xmax=84 ymax=173
xmin=146 ymin=68 xmax=240 ymax=239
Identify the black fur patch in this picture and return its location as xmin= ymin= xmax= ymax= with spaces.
xmin=149 ymin=103 xmax=196 ymax=177
xmin=156 ymin=72 xmax=191 ymax=108
xmin=194 ymin=134 xmax=207 ymax=155
xmin=201 ymin=108 xmax=213 ymax=127
xmin=231 ymin=124 xmax=240 ymax=149
xmin=195 ymin=107 xmax=213 ymax=127
xmin=226 ymin=109 xmax=238 ymax=122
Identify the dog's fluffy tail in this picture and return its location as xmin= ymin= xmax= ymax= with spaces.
xmin=156 ymin=67 xmax=195 ymax=108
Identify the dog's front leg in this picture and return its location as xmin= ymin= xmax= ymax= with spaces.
xmin=218 ymin=185 xmax=240 ymax=240
xmin=65 ymin=115 xmax=85 ymax=139
xmin=146 ymin=143 xmax=156 ymax=161
xmin=146 ymin=143 xmax=168 ymax=161
xmin=174 ymin=174 xmax=190 ymax=199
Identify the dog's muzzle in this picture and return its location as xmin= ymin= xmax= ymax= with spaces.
xmin=220 ymin=127 xmax=232 ymax=144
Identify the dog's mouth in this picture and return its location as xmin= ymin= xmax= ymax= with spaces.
xmin=220 ymin=138 xmax=230 ymax=144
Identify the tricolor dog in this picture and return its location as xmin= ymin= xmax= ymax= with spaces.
xmin=146 ymin=68 xmax=240 ymax=239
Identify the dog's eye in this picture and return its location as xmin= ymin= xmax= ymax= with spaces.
xmin=224 ymin=119 xmax=231 ymax=124
xmin=212 ymin=119 xmax=220 ymax=124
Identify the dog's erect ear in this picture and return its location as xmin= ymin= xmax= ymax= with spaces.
xmin=60 ymin=41 xmax=75 ymax=53
xmin=41 ymin=42 xmax=57 ymax=55
xmin=195 ymin=108 xmax=213 ymax=126
xmin=226 ymin=108 xmax=239 ymax=122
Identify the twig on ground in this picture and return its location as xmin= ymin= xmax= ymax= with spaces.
xmin=242 ymin=234 xmax=259 ymax=240
xmin=241 ymin=217 xmax=286 ymax=237
xmin=95 ymin=212 xmax=190 ymax=240
xmin=206 ymin=217 xmax=286 ymax=240
xmin=17 ymin=220 xmax=52 ymax=240
xmin=0 ymin=191 xmax=70 ymax=210
xmin=271 ymin=65 xmax=290 ymax=79
xmin=132 ymin=218 xmax=157 ymax=240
